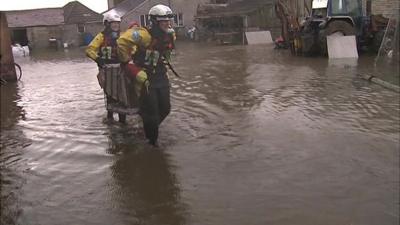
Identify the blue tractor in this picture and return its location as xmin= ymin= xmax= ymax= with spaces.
xmin=300 ymin=0 xmax=380 ymax=55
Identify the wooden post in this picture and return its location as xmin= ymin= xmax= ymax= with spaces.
xmin=0 ymin=11 xmax=17 ymax=82
xmin=366 ymin=0 xmax=372 ymax=16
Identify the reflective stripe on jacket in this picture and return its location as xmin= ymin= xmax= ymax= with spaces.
xmin=117 ymin=27 xmax=175 ymax=71
xmin=86 ymin=32 xmax=119 ymax=63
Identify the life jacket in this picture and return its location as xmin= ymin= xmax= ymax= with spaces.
xmin=133 ymin=28 xmax=174 ymax=73
xmin=99 ymin=32 xmax=119 ymax=63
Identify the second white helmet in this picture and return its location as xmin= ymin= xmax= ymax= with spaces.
xmin=103 ymin=12 xmax=121 ymax=24
xmin=148 ymin=4 xmax=174 ymax=21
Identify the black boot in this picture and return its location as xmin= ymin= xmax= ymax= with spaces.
xmin=148 ymin=139 xmax=158 ymax=146
xmin=107 ymin=111 xmax=113 ymax=120
xmin=118 ymin=113 xmax=126 ymax=123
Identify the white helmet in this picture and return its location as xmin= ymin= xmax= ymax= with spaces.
xmin=148 ymin=4 xmax=174 ymax=21
xmin=103 ymin=12 xmax=121 ymax=24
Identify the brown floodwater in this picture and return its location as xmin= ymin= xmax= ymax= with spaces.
xmin=1 ymin=42 xmax=399 ymax=225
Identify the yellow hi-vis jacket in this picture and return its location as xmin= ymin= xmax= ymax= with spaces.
xmin=117 ymin=27 xmax=176 ymax=64
xmin=117 ymin=27 xmax=152 ymax=63
xmin=86 ymin=32 xmax=120 ymax=63
xmin=85 ymin=33 xmax=104 ymax=61
xmin=117 ymin=27 xmax=176 ymax=92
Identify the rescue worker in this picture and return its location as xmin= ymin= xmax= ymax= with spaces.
xmin=117 ymin=4 xmax=176 ymax=145
xmin=85 ymin=12 xmax=126 ymax=123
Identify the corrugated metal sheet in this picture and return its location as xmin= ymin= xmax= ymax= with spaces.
xmin=6 ymin=8 xmax=64 ymax=28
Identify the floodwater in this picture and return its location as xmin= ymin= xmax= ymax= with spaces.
xmin=1 ymin=42 xmax=399 ymax=225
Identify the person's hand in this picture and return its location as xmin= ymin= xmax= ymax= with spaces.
xmin=136 ymin=70 xmax=149 ymax=93
xmin=95 ymin=57 xmax=105 ymax=68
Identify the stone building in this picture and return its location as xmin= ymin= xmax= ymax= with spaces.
xmin=6 ymin=8 xmax=64 ymax=48
xmin=62 ymin=1 xmax=104 ymax=47
xmin=6 ymin=1 xmax=103 ymax=49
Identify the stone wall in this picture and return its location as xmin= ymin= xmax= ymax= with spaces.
xmin=121 ymin=0 xmax=170 ymax=30
xmin=63 ymin=23 xmax=103 ymax=47
xmin=169 ymin=0 xmax=209 ymax=27
xmin=27 ymin=26 xmax=63 ymax=49
xmin=246 ymin=4 xmax=281 ymax=39
xmin=20 ymin=22 xmax=102 ymax=49
xmin=371 ymin=0 xmax=399 ymax=17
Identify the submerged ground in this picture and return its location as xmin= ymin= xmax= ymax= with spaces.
xmin=1 ymin=42 xmax=399 ymax=225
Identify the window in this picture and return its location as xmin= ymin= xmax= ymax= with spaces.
xmin=346 ymin=0 xmax=361 ymax=17
xmin=77 ymin=24 xmax=85 ymax=33
xmin=331 ymin=0 xmax=346 ymax=15
xmin=173 ymin=13 xmax=184 ymax=27
xmin=330 ymin=0 xmax=361 ymax=16
xmin=140 ymin=14 xmax=150 ymax=27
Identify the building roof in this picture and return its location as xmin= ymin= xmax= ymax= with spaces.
xmin=103 ymin=0 xmax=147 ymax=17
xmin=6 ymin=8 xmax=64 ymax=28
xmin=63 ymin=1 xmax=102 ymax=24
xmin=5 ymin=1 xmax=102 ymax=28
xmin=196 ymin=0 xmax=274 ymax=19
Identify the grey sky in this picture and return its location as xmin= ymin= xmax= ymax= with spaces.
xmin=0 ymin=0 xmax=108 ymax=13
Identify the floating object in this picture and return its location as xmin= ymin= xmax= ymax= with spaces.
xmin=245 ymin=31 xmax=273 ymax=45
xmin=327 ymin=35 xmax=358 ymax=58
xmin=12 ymin=44 xmax=29 ymax=57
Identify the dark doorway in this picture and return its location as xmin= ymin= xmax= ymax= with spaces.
xmin=12 ymin=29 xmax=29 ymax=46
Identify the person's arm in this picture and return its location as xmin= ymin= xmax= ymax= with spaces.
xmin=85 ymin=33 xmax=104 ymax=61
xmin=117 ymin=27 xmax=151 ymax=63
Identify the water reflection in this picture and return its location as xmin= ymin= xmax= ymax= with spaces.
xmin=0 ymin=83 xmax=30 ymax=225
xmin=0 ymin=43 xmax=398 ymax=224
xmin=1 ymin=83 xmax=25 ymax=128
xmin=28 ymin=48 xmax=88 ymax=62
xmin=106 ymin=126 xmax=186 ymax=225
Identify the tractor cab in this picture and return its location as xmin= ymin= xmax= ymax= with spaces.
xmin=300 ymin=0 xmax=365 ymax=55
xmin=311 ymin=0 xmax=363 ymax=30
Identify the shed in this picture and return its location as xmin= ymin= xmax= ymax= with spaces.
xmin=6 ymin=8 xmax=64 ymax=48
xmin=5 ymin=1 xmax=103 ymax=49
xmin=195 ymin=0 xmax=280 ymax=44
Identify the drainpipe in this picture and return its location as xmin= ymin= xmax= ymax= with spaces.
xmin=0 ymin=11 xmax=17 ymax=82
xmin=243 ymin=15 xmax=248 ymax=45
